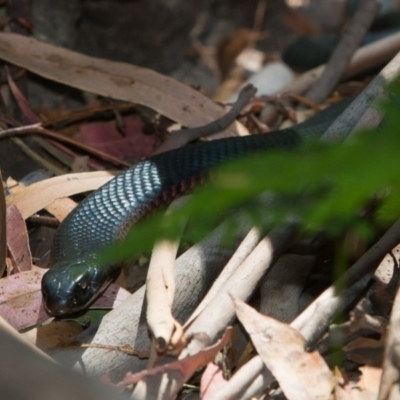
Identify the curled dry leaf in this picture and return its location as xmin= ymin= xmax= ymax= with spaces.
xmin=234 ymin=298 xmax=334 ymax=400
xmin=7 ymin=171 xmax=117 ymax=219
xmin=6 ymin=205 xmax=32 ymax=272
xmin=0 ymin=268 xmax=131 ymax=331
xmin=0 ymin=33 xmax=238 ymax=136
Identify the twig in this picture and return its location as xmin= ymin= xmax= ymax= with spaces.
xmin=261 ymin=30 xmax=400 ymax=126
xmin=322 ymin=48 xmax=400 ymax=141
xmin=0 ymin=170 xmax=6 ymax=278
xmin=146 ymin=197 xmax=188 ymax=357
xmin=378 ymin=284 xmax=400 ymax=399
xmin=213 ymin=219 xmax=400 ymax=400
xmin=305 ymin=0 xmax=380 ymax=104
xmin=182 ymin=224 xmax=297 ymax=357
xmin=0 ymin=123 xmax=130 ymax=168
xmin=50 ymin=218 xmax=253 ymax=380
xmin=153 ymin=84 xmax=256 ymax=155
xmin=184 ymin=226 xmax=261 ymax=328
xmin=80 ymin=343 xmax=149 ymax=359
xmin=27 ymin=214 xmax=60 ymax=227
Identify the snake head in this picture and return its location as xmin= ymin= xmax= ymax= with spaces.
xmin=41 ymin=259 xmax=120 ymax=316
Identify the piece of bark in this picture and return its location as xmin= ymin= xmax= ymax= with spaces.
xmin=260 ymin=254 xmax=315 ymax=323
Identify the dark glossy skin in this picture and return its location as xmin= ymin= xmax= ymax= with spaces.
xmin=42 ymin=259 xmax=120 ymax=315
xmin=42 ymin=98 xmax=353 ymax=316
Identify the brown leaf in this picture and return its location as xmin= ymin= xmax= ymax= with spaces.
xmin=22 ymin=320 xmax=84 ymax=351
xmin=234 ymin=298 xmax=334 ymax=400
xmin=6 ymin=205 xmax=32 ymax=272
xmin=344 ymin=336 xmax=385 ymax=367
xmin=0 ymin=33 xmax=238 ymax=135
xmin=120 ymin=328 xmax=232 ymax=398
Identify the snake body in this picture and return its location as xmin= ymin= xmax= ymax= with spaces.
xmin=42 ymin=99 xmax=352 ymax=316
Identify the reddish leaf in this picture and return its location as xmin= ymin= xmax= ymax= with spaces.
xmin=201 ymin=362 xmax=228 ymax=399
xmin=121 ymin=328 xmax=232 ymax=399
xmin=77 ymin=116 xmax=156 ymax=160
xmin=6 ymin=69 xmax=40 ymax=123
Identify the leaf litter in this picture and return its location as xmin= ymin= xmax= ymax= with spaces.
xmin=0 ymin=10 xmax=399 ymax=400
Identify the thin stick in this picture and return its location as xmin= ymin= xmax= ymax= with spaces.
xmin=213 ymin=219 xmax=400 ymax=400
xmin=184 ymin=226 xmax=261 ymax=328
xmin=0 ymin=123 xmax=130 ymax=167
xmin=146 ymin=198 xmax=189 ymax=356
xmin=305 ymin=0 xmax=380 ymax=104
xmin=0 ymin=170 xmax=6 ymax=277
xmin=153 ymin=84 xmax=256 ymax=155
xmin=182 ymin=224 xmax=296 ymax=357
xmin=322 ymin=48 xmax=400 ymax=141
xmin=378 ymin=284 xmax=400 ymax=399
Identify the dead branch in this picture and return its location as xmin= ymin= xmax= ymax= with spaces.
xmin=305 ymin=0 xmax=380 ymax=104
xmin=213 ymin=218 xmax=400 ymax=400
xmin=322 ymin=48 xmax=400 ymax=141
xmin=153 ymin=84 xmax=256 ymax=155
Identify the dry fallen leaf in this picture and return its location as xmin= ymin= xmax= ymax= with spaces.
xmin=6 ymin=205 xmax=32 ymax=272
xmin=122 ymin=328 xmax=232 ymax=400
xmin=77 ymin=115 xmax=156 ymax=161
xmin=7 ymin=171 xmax=117 ymax=219
xmin=0 ymin=268 xmax=131 ymax=331
xmin=0 ymin=33 xmax=238 ymax=136
xmin=334 ymin=365 xmax=381 ymax=400
xmin=22 ymin=320 xmax=84 ymax=351
xmin=234 ymin=298 xmax=334 ymax=400
xmin=344 ymin=336 xmax=385 ymax=368
xmin=45 ymin=197 xmax=77 ymax=222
